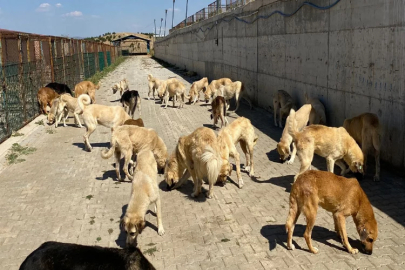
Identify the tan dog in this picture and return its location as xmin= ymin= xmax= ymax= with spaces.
xmin=188 ymin=77 xmax=208 ymax=104
xmin=147 ymin=74 xmax=164 ymax=100
xmin=164 ymin=127 xmax=223 ymax=198
xmin=156 ymin=78 xmax=178 ymax=100
xmin=286 ymin=170 xmax=378 ymax=255
xmin=210 ymin=96 xmax=228 ymax=128
xmin=304 ymin=92 xmax=327 ymax=125
xmin=37 ymin=87 xmax=59 ymax=114
xmin=160 ymin=79 xmax=186 ymax=109
xmin=121 ymin=149 xmax=165 ymax=248
xmin=273 ymin=90 xmax=296 ymax=127
xmin=217 ymin=117 xmax=258 ymax=188
xmin=112 ymin=79 xmax=129 ymax=96
xmin=343 ymin=113 xmax=381 ymax=181
xmin=74 ymin=81 xmax=100 ymax=104
xmin=277 ymin=104 xmax=312 ymax=164
xmin=124 ymin=118 xmax=145 ymax=127
xmin=203 ymin=78 xmax=233 ymax=102
xmin=77 ymin=94 xmax=131 ymax=152
xmin=216 ymin=81 xmax=252 ymax=112
xmin=48 ymin=94 xmax=83 ymax=128
xmin=101 ymin=125 xmax=168 ymax=181
xmin=287 ymin=109 xmax=364 ymax=181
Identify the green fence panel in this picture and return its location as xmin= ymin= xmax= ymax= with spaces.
xmin=106 ymin=51 xmax=111 ymax=66
xmin=84 ymin=53 xmax=96 ymax=78
xmin=98 ymin=52 xmax=105 ymax=71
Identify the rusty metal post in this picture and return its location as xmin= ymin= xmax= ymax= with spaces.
xmin=18 ymin=35 xmax=28 ymax=122
xmin=61 ymin=39 xmax=66 ymax=83
xmin=49 ymin=37 xmax=55 ymax=82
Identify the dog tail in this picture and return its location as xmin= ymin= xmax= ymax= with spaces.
xmin=101 ymin=132 xmax=117 ymax=159
xmin=287 ymin=109 xmax=298 ymax=141
xmin=241 ymin=83 xmax=253 ymax=110
xmin=201 ymin=146 xmax=222 ymax=186
xmin=76 ymin=94 xmax=91 ymax=114
xmin=95 ymin=82 xmax=101 ymax=90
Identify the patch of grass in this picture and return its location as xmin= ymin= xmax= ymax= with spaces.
xmin=236 ymin=240 xmax=240 ymax=246
xmin=35 ymin=120 xmax=44 ymax=126
xmin=87 ymin=56 xmax=127 ymax=85
xmin=144 ymin=246 xmax=157 ymax=256
xmin=46 ymin=128 xmax=56 ymax=134
xmin=221 ymin=238 xmax=230 ymax=243
xmin=146 ymin=243 xmax=156 ymax=247
xmin=96 ymin=237 xmax=101 ymax=242
xmin=114 ymin=182 xmax=121 ymax=185
xmin=108 ymin=228 xmax=113 ymax=235
xmin=85 ymin=195 xmax=94 ymax=200
xmin=89 ymin=220 xmax=95 ymax=225
xmin=225 ymin=202 xmax=232 ymax=205
xmin=110 ymin=218 xmax=114 ymax=222
xmin=11 ymin=131 xmax=24 ymax=137
xmin=6 ymin=143 xmax=36 ymax=165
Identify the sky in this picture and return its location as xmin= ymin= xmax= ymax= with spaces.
xmin=0 ymin=0 xmax=211 ymax=37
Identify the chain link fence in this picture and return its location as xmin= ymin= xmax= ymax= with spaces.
xmin=0 ymin=30 xmax=122 ymax=143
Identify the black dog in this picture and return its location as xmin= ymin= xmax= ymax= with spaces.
xmin=120 ymin=90 xmax=142 ymax=118
xmin=46 ymin=82 xmax=73 ymax=96
xmin=19 ymin=241 xmax=156 ymax=270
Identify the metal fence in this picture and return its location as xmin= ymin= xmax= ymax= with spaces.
xmin=0 ymin=30 xmax=121 ymax=143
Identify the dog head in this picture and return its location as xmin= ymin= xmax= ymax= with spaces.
xmin=349 ymin=161 xmax=364 ymax=175
xmin=276 ymin=142 xmax=290 ymax=163
xmin=47 ymin=99 xmax=60 ymax=125
xmin=164 ymin=154 xmax=180 ymax=190
xmin=217 ymin=160 xmax=232 ymax=186
xmin=112 ymin=84 xmax=119 ymax=94
xmin=204 ymin=85 xmax=213 ymax=103
xmin=358 ymin=220 xmax=378 ymax=255
xmin=120 ymin=215 xmax=145 ymax=248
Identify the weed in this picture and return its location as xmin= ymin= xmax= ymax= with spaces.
xmin=6 ymin=143 xmax=36 ymax=165
xmin=108 ymin=229 xmax=113 ymax=235
xmin=87 ymin=56 xmax=127 ymax=84
xmin=89 ymin=220 xmax=95 ymax=225
xmin=85 ymin=195 xmax=94 ymax=200
xmin=144 ymin=246 xmax=157 ymax=256
xmin=110 ymin=218 xmax=114 ymax=222
xmin=236 ymin=240 xmax=240 ymax=246
xmin=225 ymin=202 xmax=232 ymax=204
xmin=146 ymin=243 xmax=156 ymax=247
xmin=46 ymin=128 xmax=56 ymax=134
xmin=35 ymin=120 xmax=44 ymax=126
xmin=96 ymin=237 xmax=101 ymax=242
xmin=11 ymin=132 xmax=24 ymax=137
xmin=221 ymin=238 xmax=230 ymax=243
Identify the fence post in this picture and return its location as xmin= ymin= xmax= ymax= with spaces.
xmin=49 ymin=37 xmax=55 ymax=82
xmin=18 ymin=35 xmax=28 ymax=122
xmin=61 ymin=39 xmax=66 ymax=83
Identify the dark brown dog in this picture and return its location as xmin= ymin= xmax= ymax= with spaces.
xmin=286 ymin=170 xmax=378 ymax=255
xmin=124 ymin=118 xmax=145 ymax=127
xmin=37 ymin=87 xmax=59 ymax=114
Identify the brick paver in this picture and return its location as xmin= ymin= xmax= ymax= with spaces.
xmin=0 ymin=56 xmax=404 ymax=269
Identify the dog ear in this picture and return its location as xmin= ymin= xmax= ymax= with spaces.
xmin=210 ymin=114 xmax=213 ymax=120
xmin=136 ymin=220 xmax=146 ymax=234
xmin=120 ymin=216 xmax=129 ymax=230
xmin=360 ymin=227 xmax=368 ymax=241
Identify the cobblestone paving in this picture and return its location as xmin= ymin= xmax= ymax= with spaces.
xmin=0 ymin=56 xmax=404 ymax=270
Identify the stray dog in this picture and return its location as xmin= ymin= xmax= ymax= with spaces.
xmin=164 ymin=127 xmax=223 ymax=198
xmin=101 ymin=125 xmax=168 ymax=181
xmin=211 ymin=96 xmax=228 ymax=128
xmin=45 ymin=82 xmax=73 ymax=95
xmin=121 ymin=150 xmax=165 ymax=248
xmin=343 ymin=113 xmax=381 ymax=181
xmin=112 ymin=79 xmax=129 ymax=96
xmin=77 ymin=94 xmax=131 ymax=152
xmin=304 ymin=92 xmax=327 ymax=125
xmin=147 ymin=74 xmax=164 ymax=100
xmin=120 ymin=90 xmax=142 ymax=118
xmin=160 ymin=78 xmax=186 ymax=109
xmin=188 ymin=77 xmax=208 ymax=104
xmin=273 ymin=90 xmax=296 ymax=127
xmin=216 ymin=81 xmax=252 ymax=112
xmin=204 ymin=78 xmax=233 ymax=102
xmin=37 ymin=87 xmax=59 ymax=114
xmin=217 ymin=117 xmax=258 ymax=188
xmin=277 ymin=104 xmax=312 ymax=164
xmin=124 ymin=118 xmax=145 ymax=127
xmin=288 ymin=109 xmax=364 ymax=181
xmin=47 ymin=99 xmax=65 ymax=126
xmin=74 ymin=81 xmax=100 ymax=104
xmin=47 ymin=94 xmax=83 ymax=128
xmin=286 ymin=170 xmax=378 ymax=255
xmin=19 ymin=241 xmax=156 ymax=270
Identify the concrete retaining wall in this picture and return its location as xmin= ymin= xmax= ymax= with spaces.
xmin=154 ymin=0 xmax=405 ymax=168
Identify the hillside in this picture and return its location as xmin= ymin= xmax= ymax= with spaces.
xmin=83 ymin=32 xmax=153 ymax=44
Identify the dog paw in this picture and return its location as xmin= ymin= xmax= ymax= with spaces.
xmin=287 ymin=159 xmax=294 ymax=165
xmin=287 ymin=243 xmax=295 ymax=251
xmin=373 ymin=176 xmax=380 ymax=182
xmin=158 ymin=227 xmax=165 ymax=236
xmin=349 ymin=248 xmax=359 ymax=255
xmin=238 ymin=179 xmax=244 ymax=189
xmin=243 ymin=166 xmax=250 ymax=172
xmin=191 ymin=192 xmax=198 ymax=198
xmin=274 ymin=123 xmax=278 ymax=127
xmin=311 ymin=247 xmax=319 ymax=254
xmin=205 ymin=192 xmax=213 ymax=199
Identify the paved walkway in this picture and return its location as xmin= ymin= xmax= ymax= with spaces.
xmin=0 ymin=56 xmax=404 ymax=270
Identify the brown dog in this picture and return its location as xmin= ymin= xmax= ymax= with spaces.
xmin=286 ymin=170 xmax=378 ymax=255
xmin=288 ymin=109 xmax=364 ymax=181
xmin=210 ymin=96 xmax=228 ymax=128
xmin=74 ymin=81 xmax=100 ymax=104
xmin=188 ymin=77 xmax=208 ymax=104
xmin=204 ymin=78 xmax=233 ymax=102
xmin=273 ymin=90 xmax=296 ymax=127
xmin=37 ymin=87 xmax=59 ymax=114
xmin=124 ymin=118 xmax=145 ymax=127
xmin=343 ymin=113 xmax=381 ymax=181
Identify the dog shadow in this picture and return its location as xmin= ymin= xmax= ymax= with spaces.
xmin=261 ymin=224 xmax=364 ymax=254
xmin=96 ymin=160 xmax=132 ymax=181
xmin=266 ymin=148 xmax=282 ymax=163
xmin=251 ymin=174 xmax=294 ymax=193
xmin=72 ymin=142 xmax=110 ymax=150
xmin=110 ymin=99 xmax=121 ymax=102
xmin=158 ymin=178 xmax=209 ymax=203
xmin=202 ymin=123 xmax=220 ymax=131
xmin=199 ymin=103 xmax=211 ymax=107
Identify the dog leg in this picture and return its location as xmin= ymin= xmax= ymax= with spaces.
xmin=155 ymin=198 xmax=165 ymax=236
xmin=83 ymin=125 xmax=96 ymax=152
xmin=232 ymin=150 xmax=244 ymax=189
xmin=326 ymin=157 xmax=336 ymax=174
xmin=114 ymin=149 xmax=122 ymax=181
xmin=374 ymin=151 xmax=380 ymax=181
xmin=286 ymin=198 xmax=301 ymax=251
xmin=287 ymin=142 xmax=297 ymax=165
xmin=206 ymin=177 xmax=214 ymax=199
xmin=273 ymin=100 xmax=278 ymax=126
xmin=190 ymin=170 xmax=200 ymax=197
xmin=335 ymin=160 xmax=347 ymax=176
xmin=74 ymin=113 xmax=83 ymax=128
xmin=63 ymin=110 xmax=69 ymax=127
xmin=173 ymin=170 xmax=191 ymax=189
xmin=336 ymin=214 xmax=358 ymax=254
xmin=234 ymin=92 xmax=240 ymax=112
xmin=123 ymin=150 xmax=134 ymax=181
xmin=303 ymin=205 xmax=319 ymax=254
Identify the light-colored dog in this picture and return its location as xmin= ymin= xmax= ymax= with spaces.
xmin=160 ymin=79 xmax=186 ymax=109
xmin=164 ymin=127 xmax=223 ymax=198
xmin=343 ymin=113 xmax=381 ymax=181
xmin=277 ymin=104 xmax=312 ymax=164
xmin=286 ymin=170 xmax=378 ymax=255
xmin=304 ymin=92 xmax=327 ymax=125
xmin=216 ymin=81 xmax=252 ymax=112
xmin=287 ymin=109 xmax=364 ymax=181
xmin=203 ymin=78 xmax=233 ymax=102
xmin=112 ymin=79 xmax=129 ymax=96
xmin=273 ymin=90 xmax=296 ymax=127
xmin=217 ymin=117 xmax=258 ymax=188
xmin=188 ymin=77 xmax=208 ymax=104
xmin=74 ymin=81 xmax=100 ymax=104
xmin=48 ymin=94 xmax=83 ymax=128
xmin=77 ymin=94 xmax=131 ymax=152
xmin=101 ymin=125 xmax=168 ymax=181
xmin=121 ymin=149 xmax=165 ymax=248
xmin=147 ymin=74 xmax=164 ymax=100
xmin=210 ymin=96 xmax=228 ymax=128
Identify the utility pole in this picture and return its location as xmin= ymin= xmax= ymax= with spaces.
xmin=164 ymin=9 xmax=168 ymax=36
xmin=159 ymin=18 xmax=163 ymax=37
xmin=184 ymin=0 xmax=189 ymax=27
xmin=217 ymin=0 xmax=220 ymax=13
xmin=154 ymin=19 xmax=156 ymax=38
xmin=172 ymin=0 xmax=175 ymax=29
